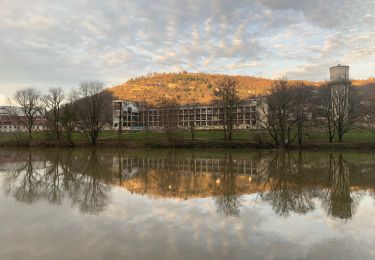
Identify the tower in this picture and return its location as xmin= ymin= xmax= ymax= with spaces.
xmin=329 ymin=64 xmax=349 ymax=82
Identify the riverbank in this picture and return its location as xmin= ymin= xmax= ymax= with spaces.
xmin=1 ymin=129 xmax=375 ymax=150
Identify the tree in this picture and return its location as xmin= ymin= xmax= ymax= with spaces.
xmin=60 ymin=98 xmax=78 ymax=145
xmin=10 ymin=87 xmax=42 ymax=140
xmin=292 ymin=83 xmax=313 ymax=145
xmin=42 ymin=87 xmax=64 ymax=140
xmin=357 ymin=83 xmax=375 ymax=135
xmin=159 ymin=98 xmax=183 ymax=146
xmin=319 ymin=81 xmax=360 ymax=142
xmin=316 ymin=83 xmax=336 ymax=143
xmin=73 ymin=81 xmax=112 ymax=145
xmin=215 ymin=76 xmax=239 ymax=141
xmin=256 ymin=78 xmax=296 ymax=147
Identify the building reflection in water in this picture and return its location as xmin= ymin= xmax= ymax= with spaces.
xmin=0 ymin=148 xmax=374 ymax=218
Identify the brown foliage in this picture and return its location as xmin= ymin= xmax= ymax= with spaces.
xmin=109 ymin=72 xmax=320 ymax=106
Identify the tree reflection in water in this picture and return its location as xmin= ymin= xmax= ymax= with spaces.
xmin=214 ymin=153 xmax=242 ymax=217
xmin=258 ymin=151 xmax=315 ymax=217
xmin=3 ymin=151 xmax=45 ymax=204
xmin=323 ymin=154 xmax=355 ymax=219
xmin=2 ymin=148 xmax=111 ymax=214
xmin=0 ymin=149 xmax=372 ymax=219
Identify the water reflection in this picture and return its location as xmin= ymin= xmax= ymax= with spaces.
xmin=323 ymin=154 xmax=356 ymax=219
xmin=0 ymin=148 xmax=374 ymax=219
xmin=214 ymin=154 xmax=242 ymax=217
xmin=1 ymin=149 xmax=112 ymax=214
xmin=257 ymin=152 xmax=315 ymax=217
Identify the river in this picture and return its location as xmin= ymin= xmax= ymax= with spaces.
xmin=0 ymin=148 xmax=374 ymax=260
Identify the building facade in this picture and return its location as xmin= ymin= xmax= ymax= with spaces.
xmin=113 ymin=99 xmax=263 ymax=131
xmin=0 ymin=106 xmax=47 ymax=133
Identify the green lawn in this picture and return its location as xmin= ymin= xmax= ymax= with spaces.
xmin=1 ymin=129 xmax=375 ymax=145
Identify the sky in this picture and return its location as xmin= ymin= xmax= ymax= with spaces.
xmin=0 ymin=0 xmax=375 ymax=103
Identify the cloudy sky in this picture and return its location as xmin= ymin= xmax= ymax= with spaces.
xmin=1 ymin=0 xmax=374 ymax=103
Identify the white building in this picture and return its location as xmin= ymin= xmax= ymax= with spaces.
xmin=112 ymin=99 xmax=264 ymax=131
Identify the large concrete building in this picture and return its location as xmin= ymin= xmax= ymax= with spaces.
xmin=113 ymin=99 xmax=263 ymax=131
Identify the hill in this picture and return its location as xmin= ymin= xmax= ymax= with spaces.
xmin=109 ymin=72 xmax=375 ymax=106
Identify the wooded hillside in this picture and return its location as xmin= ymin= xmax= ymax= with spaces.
xmin=109 ymin=72 xmax=375 ymax=105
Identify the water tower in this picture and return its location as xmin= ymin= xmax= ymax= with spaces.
xmin=329 ymin=64 xmax=349 ymax=82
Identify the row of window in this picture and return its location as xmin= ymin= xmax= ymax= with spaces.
xmin=0 ymin=125 xmax=46 ymax=130
xmin=117 ymin=157 xmax=260 ymax=175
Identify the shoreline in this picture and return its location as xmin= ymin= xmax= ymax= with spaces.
xmin=2 ymin=138 xmax=375 ymax=150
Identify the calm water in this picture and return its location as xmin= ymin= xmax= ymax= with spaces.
xmin=0 ymin=148 xmax=374 ymax=260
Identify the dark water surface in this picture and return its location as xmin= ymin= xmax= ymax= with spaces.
xmin=0 ymin=148 xmax=374 ymax=260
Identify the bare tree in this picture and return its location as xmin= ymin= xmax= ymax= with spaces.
xmin=319 ymin=81 xmax=360 ymax=142
xmin=61 ymin=99 xmax=78 ymax=145
xmin=317 ymin=83 xmax=336 ymax=143
xmin=330 ymin=82 xmax=349 ymax=142
xmin=292 ymin=83 xmax=313 ymax=145
xmin=215 ymin=76 xmax=239 ymax=141
xmin=73 ymin=81 xmax=112 ymax=145
xmin=10 ymin=88 xmax=42 ymax=140
xmin=42 ymin=87 xmax=64 ymax=140
xmin=159 ymin=98 xmax=183 ymax=146
xmin=361 ymin=83 xmax=375 ymax=134
xmin=256 ymin=78 xmax=296 ymax=147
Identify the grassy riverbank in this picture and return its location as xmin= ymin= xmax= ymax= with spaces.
xmin=1 ymin=129 xmax=375 ymax=150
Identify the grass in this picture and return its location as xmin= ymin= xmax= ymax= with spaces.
xmin=1 ymin=129 xmax=375 ymax=148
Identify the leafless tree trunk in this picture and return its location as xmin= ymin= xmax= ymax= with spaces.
xmin=10 ymin=88 xmax=42 ymax=141
xmin=42 ymin=87 xmax=64 ymax=140
xmin=73 ymin=81 xmax=112 ymax=146
xmin=215 ymin=77 xmax=239 ymax=141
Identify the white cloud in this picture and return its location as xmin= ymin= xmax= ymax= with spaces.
xmin=0 ymin=0 xmax=374 ymax=102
